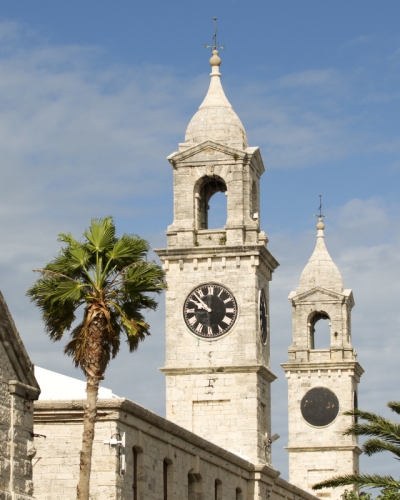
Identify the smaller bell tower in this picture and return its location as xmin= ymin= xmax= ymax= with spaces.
xmin=281 ymin=217 xmax=363 ymax=499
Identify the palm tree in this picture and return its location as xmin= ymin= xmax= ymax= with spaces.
xmin=27 ymin=217 xmax=165 ymax=500
xmin=312 ymin=401 xmax=400 ymax=493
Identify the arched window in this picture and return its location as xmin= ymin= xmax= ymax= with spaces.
xmin=236 ymin=487 xmax=243 ymax=500
xmin=309 ymin=311 xmax=330 ymax=349
xmin=163 ymin=460 xmax=168 ymax=500
xmin=208 ymin=191 xmax=228 ymax=229
xmin=354 ymin=391 xmax=358 ymax=423
xmin=163 ymin=459 xmax=173 ymax=500
xmin=215 ymin=479 xmax=222 ymax=499
xmin=132 ymin=448 xmax=138 ymax=500
xmin=251 ymin=180 xmax=259 ymax=220
xmin=188 ymin=474 xmax=196 ymax=500
xmin=195 ymin=175 xmax=227 ymax=230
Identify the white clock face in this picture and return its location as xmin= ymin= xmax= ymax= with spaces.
xmin=183 ymin=283 xmax=237 ymax=338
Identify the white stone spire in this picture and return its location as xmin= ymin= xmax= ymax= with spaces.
xmin=297 ymin=218 xmax=344 ymax=293
xmin=184 ymin=49 xmax=248 ymax=150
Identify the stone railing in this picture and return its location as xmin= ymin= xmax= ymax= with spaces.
xmin=196 ymin=229 xmax=227 ymax=246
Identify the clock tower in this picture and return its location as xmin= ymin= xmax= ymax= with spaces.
xmin=281 ymin=218 xmax=363 ymax=498
xmin=155 ymin=49 xmax=278 ymax=464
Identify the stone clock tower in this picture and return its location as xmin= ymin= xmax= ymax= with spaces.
xmin=155 ymin=49 xmax=278 ymax=464
xmin=281 ymin=218 xmax=363 ymax=498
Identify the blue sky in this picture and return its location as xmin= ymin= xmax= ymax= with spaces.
xmin=0 ymin=0 xmax=399 ymax=482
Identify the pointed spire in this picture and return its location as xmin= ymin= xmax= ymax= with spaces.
xmin=197 ymin=49 xmax=231 ymax=110
xmin=183 ymin=46 xmax=248 ymax=151
xmin=298 ymin=218 xmax=344 ymax=293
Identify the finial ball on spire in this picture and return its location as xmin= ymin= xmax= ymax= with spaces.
xmin=210 ymin=49 xmax=221 ymax=67
xmin=316 ymin=217 xmax=325 ymax=231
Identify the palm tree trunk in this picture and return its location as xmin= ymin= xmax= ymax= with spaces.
xmin=77 ymin=374 xmax=100 ymax=500
xmin=76 ymin=309 xmax=106 ymax=500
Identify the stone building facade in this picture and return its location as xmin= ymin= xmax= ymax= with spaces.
xmin=282 ymin=219 xmax=363 ymax=498
xmin=34 ymin=397 xmax=318 ymax=500
xmin=0 ymin=291 xmax=40 ymax=499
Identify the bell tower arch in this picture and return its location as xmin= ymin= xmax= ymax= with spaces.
xmin=281 ymin=218 xmax=364 ymax=498
xmin=155 ymin=49 xmax=279 ymax=464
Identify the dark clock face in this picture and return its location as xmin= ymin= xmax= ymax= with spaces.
xmin=301 ymin=387 xmax=339 ymax=427
xmin=259 ymin=289 xmax=268 ymax=344
xmin=183 ymin=283 xmax=237 ymax=338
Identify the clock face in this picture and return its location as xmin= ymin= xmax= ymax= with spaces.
xmin=259 ymin=289 xmax=268 ymax=344
xmin=301 ymin=387 xmax=339 ymax=427
xmin=183 ymin=283 xmax=237 ymax=339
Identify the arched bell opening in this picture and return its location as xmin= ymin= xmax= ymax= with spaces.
xmin=195 ymin=175 xmax=227 ymax=230
xmin=308 ymin=311 xmax=331 ymax=349
xmin=251 ymin=180 xmax=259 ymax=222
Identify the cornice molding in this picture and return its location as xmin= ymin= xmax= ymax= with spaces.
xmin=160 ymin=364 xmax=277 ymax=382
xmin=286 ymin=445 xmax=362 ymax=456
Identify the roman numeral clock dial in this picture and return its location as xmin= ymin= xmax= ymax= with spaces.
xmin=183 ymin=283 xmax=238 ymax=338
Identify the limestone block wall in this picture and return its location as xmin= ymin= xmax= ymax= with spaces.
xmin=7 ymin=383 xmax=38 ymax=500
xmin=33 ymin=398 xmax=319 ymax=500
xmin=0 ymin=335 xmax=40 ymax=499
xmin=289 ymin=449 xmax=359 ymax=500
xmin=33 ymin=407 xmax=119 ymax=500
xmin=164 ymin=369 xmax=273 ymax=464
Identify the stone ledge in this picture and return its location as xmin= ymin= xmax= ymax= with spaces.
xmin=9 ymin=380 xmax=40 ymax=399
xmin=160 ymin=364 xmax=277 ymax=382
xmin=155 ymin=244 xmax=279 ymax=271
xmin=286 ymin=446 xmax=362 ymax=455
xmin=281 ymin=361 xmax=364 ymax=378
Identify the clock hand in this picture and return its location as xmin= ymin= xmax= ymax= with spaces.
xmin=192 ymin=299 xmax=207 ymax=310
xmin=194 ymin=292 xmax=212 ymax=313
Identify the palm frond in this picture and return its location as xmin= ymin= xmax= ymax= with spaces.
xmin=106 ymin=234 xmax=149 ymax=263
xmin=124 ymin=262 xmax=165 ymax=293
xmin=68 ymin=246 xmax=91 ymax=269
xmin=312 ymin=474 xmax=400 ymax=491
xmin=50 ymin=280 xmax=86 ymax=303
xmin=84 ymin=216 xmax=115 ymax=253
xmin=57 ymin=232 xmax=80 ymax=246
xmin=343 ymin=409 xmax=387 ymax=423
xmin=388 ymin=402 xmax=400 ymax=416
xmin=343 ymin=421 xmax=400 ymax=447
xmin=362 ymin=438 xmax=400 ymax=458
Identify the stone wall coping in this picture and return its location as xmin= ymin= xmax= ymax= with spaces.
xmin=281 ymin=361 xmax=364 ymax=377
xmin=0 ymin=290 xmax=40 ymax=395
xmin=274 ymin=476 xmax=320 ymax=500
xmin=9 ymin=379 xmax=41 ymax=399
xmin=160 ymin=364 xmax=277 ymax=382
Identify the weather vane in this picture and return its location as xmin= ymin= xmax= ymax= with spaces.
xmin=313 ymin=194 xmax=326 ymax=219
xmin=204 ymin=17 xmax=225 ymax=51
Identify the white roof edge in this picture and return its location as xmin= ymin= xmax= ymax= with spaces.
xmin=35 ymin=366 xmax=119 ymax=400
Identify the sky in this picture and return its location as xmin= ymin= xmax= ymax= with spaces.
xmin=0 ymin=0 xmax=400 ymax=483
